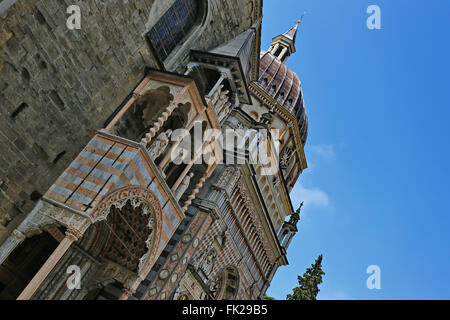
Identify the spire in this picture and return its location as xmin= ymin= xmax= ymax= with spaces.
xmin=283 ymin=20 xmax=300 ymax=43
xmin=289 ymin=202 xmax=304 ymax=226
xmin=269 ymin=17 xmax=303 ymax=62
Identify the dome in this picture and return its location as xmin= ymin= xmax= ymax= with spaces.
xmin=257 ymin=51 xmax=308 ymax=145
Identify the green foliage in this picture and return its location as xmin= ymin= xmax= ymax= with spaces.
xmin=286 ymin=254 xmax=325 ymax=300
xmin=263 ymin=296 xmax=275 ymax=300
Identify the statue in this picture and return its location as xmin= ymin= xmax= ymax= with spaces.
xmin=193 ymin=250 xmax=207 ymax=270
xmin=201 ymin=249 xmax=217 ymax=276
xmin=175 ymin=172 xmax=194 ymax=201
xmin=148 ymin=129 xmax=172 ymax=159
xmin=289 ymin=202 xmax=303 ymax=226
xmin=280 ymin=147 xmax=292 ymax=173
xmin=211 ymin=84 xmax=224 ymax=105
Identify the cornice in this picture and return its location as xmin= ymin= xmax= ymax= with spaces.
xmin=248 ymin=82 xmax=308 ymax=172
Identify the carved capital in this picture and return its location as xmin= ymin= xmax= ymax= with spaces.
xmin=65 ymin=228 xmax=83 ymax=242
xmin=122 ymin=286 xmax=136 ymax=297
xmin=12 ymin=229 xmax=26 ymax=242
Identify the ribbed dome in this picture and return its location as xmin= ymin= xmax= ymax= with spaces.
xmin=257 ymin=51 xmax=308 ymax=145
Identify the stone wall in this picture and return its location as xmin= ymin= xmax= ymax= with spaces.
xmin=0 ymin=0 xmax=261 ymax=242
xmin=0 ymin=0 xmax=158 ymax=241
xmin=165 ymin=0 xmax=259 ymax=73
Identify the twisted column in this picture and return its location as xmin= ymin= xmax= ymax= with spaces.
xmin=141 ymin=102 xmax=178 ymax=147
xmin=140 ymin=86 xmax=189 ymax=147
xmin=159 ymin=113 xmax=204 ymax=171
xmin=182 ymin=164 xmax=217 ymax=212
xmin=171 ymin=137 xmax=216 ymax=193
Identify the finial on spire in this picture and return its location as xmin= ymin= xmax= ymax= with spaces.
xmin=299 ymin=11 xmax=306 ymax=23
xmin=269 ymin=15 xmax=306 ymax=61
xmin=289 ymin=202 xmax=304 ymax=226
xmin=297 ymin=201 xmax=304 ymax=213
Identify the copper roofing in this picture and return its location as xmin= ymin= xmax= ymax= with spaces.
xmin=257 ymin=51 xmax=308 ymax=145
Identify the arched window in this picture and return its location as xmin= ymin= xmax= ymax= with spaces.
xmin=287 ymin=98 xmax=293 ymax=107
xmin=214 ymin=266 xmax=239 ymax=300
xmin=148 ymin=0 xmax=199 ymax=61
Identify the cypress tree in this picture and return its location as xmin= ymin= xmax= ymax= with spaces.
xmin=287 ymin=254 xmax=325 ymax=300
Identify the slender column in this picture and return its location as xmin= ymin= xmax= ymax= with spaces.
xmin=256 ymin=245 xmax=264 ymax=260
xmin=235 ymin=201 xmax=246 ymax=219
xmin=182 ymin=163 xmax=217 ymax=212
xmin=171 ymin=138 xmax=216 ymax=192
xmin=278 ymin=47 xmax=289 ymax=61
xmin=263 ymin=259 xmax=269 ymax=274
xmin=119 ymin=286 xmax=136 ymax=301
xmin=282 ymin=231 xmax=292 ymax=247
xmin=141 ymin=86 xmax=190 ymax=146
xmin=278 ymin=227 xmax=287 ymax=242
xmin=271 ymin=43 xmax=280 ymax=55
xmin=249 ymin=229 xmax=257 ymax=247
xmin=252 ymin=234 xmax=260 ymax=251
xmin=255 ymin=245 xmax=262 ymax=262
xmin=214 ymin=92 xmax=230 ymax=113
xmin=230 ymin=191 xmax=240 ymax=209
xmin=0 ymin=229 xmax=26 ymax=265
xmin=17 ymin=228 xmax=82 ymax=300
xmin=184 ymin=64 xmax=196 ymax=76
xmin=244 ymin=217 xmax=252 ymax=234
xmin=207 ymin=73 xmax=227 ymax=100
xmin=285 ymin=232 xmax=295 ymax=249
xmin=141 ymin=102 xmax=178 ymax=146
xmin=159 ymin=113 xmax=203 ymax=170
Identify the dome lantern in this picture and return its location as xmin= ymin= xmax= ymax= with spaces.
xmin=258 ymin=20 xmax=309 ymax=145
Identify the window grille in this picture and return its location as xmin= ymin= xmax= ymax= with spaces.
xmin=148 ymin=0 xmax=198 ymax=61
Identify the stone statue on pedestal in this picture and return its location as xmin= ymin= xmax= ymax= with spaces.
xmin=148 ymin=129 xmax=172 ymax=159
xmin=175 ymin=172 xmax=194 ymax=201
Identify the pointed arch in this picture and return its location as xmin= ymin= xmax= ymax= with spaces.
xmin=88 ymin=186 xmax=163 ymax=282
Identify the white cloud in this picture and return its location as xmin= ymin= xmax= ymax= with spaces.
xmin=296 ymin=183 xmax=329 ymax=208
xmin=309 ymin=144 xmax=336 ymax=160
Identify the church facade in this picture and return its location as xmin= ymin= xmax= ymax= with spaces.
xmin=0 ymin=0 xmax=308 ymax=300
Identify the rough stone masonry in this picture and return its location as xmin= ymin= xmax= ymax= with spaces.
xmin=0 ymin=0 xmax=258 ymax=242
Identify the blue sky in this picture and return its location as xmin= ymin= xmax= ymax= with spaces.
xmin=263 ymin=0 xmax=450 ymax=300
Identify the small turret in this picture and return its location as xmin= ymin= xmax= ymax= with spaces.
xmin=268 ymin=20 xmax=301 ymax=62
xmin=278 ymin=202 xmax=304 ymax=251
